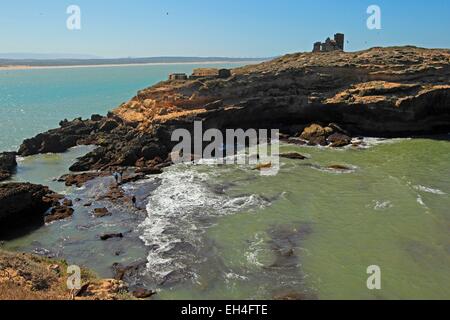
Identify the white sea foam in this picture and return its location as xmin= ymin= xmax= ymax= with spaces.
xmin=245 ymin=233 xmax=266 ymax=267
xmin=139 ymin=164 xmax=269 ymax=282
xmin=413 ymin=185 xmax=446 ymax=195
xmin=356 ymin=137 xmax=410 ymax=149
xmin=368 ymin=200 xmax=393 ymax=211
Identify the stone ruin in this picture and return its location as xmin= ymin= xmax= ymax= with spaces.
xmin=168 ymin=73 xmax=188 ymax=81
xmin=313 ymin=33 xmax=345 ymax=53
xmin=168 ymin=68 xmax=232 ymax=81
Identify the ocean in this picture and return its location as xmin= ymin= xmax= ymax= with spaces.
xmin=1 ymin=64 xmax=450 ymax=299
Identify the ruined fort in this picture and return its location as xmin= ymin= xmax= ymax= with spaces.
xmin=313 ymin=33 xmax=345 ymax=53
xmin=169 ymin=68 xmax=231 ymax=81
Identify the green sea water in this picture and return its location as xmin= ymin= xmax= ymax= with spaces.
xmin=1 ymin=66 xmax=449 ymax=300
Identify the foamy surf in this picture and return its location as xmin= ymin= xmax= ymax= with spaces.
xmin=139 ymin=164 xmax=270 ymax=283
xmin=413 ymin=185 xmax=446 ymax=195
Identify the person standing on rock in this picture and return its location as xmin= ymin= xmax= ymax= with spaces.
xmin=132 ymin=196 xmax=137 ymax=208
xmin=113 ymin=172 xmax=120 ymax=185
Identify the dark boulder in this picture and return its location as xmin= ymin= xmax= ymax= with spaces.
xmin=100 ymin=233 xmax=123 ymax=241
xmin=0 ymin=152 xmax=17 ymax=181
xmin=141 ymin=143 xmax=163 ymax=160
xmin=280 ymin=153 xmax=308 ymax=160
xmin=0 ymin=183 xmax=53 ymax=236
xmin=132 ymin=288 xmax=156 ymax=299
xmin=99 ymin=120 xmax=119 ymax=133
xmin=327 ymin=133 xmax=352 ymax=148
xmin=91 ymin=114 xmax=104 ymax=122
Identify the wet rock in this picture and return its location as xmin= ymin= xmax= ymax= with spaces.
xmin=93 ymin=207 xmax=111 ymax=218
xmin=287 ymin=138 xmax=307 ymax=146
xmin=0 ymin=183 xmax=54 ymax=234
xmin=0 ymin=152 xmax=17 ymax=182
xmin=327 ymin=133 xmax=352 ymax=148
xmin=60 ymin=172 xmax=105 ymax=188
xmin=135 ymin=166 xmax=163 ymax=175
xmin=300 ymin=124 xmax=333 ymax=141
xmin=280 ymin=153 xmax=308 ymax=160
xmin=327 ymin=164 xmax=353 ymax=171
xmin=42 ymin=193 xmax=65 ymax=206
xmin=307 ymin=135 xmax=327 ymax=146
xmin=62 ymin=199 xmax=73 ymax=207
xmin=98 ymin=185 xmax=125 ymax=202
xmin=45 ymin=206 xmax=74 ymax=224
xmin=253 ymin=162 xmax=272 ymax=171
xmin=265 ymin=224 xmax=313 ymax=270
xmin=132 ymin=288 xmax=156 ymax=299
xmin=100 ymin=233 xmax=123 ymax=241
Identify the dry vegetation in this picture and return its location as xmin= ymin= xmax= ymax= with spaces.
xmin=0 ymin=250 xmax=132 ymax=300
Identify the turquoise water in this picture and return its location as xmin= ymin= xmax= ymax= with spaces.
xmin=0 ymin=63 xmax=247 ymax=151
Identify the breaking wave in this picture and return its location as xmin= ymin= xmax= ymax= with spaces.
xmin=139 ymin=164 xmax=270 ymax=283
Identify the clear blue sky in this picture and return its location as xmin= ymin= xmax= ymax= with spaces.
xmin=1 ymin=0 xmax=449 ymax=58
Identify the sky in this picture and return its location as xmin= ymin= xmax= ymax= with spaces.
xmin=0 ymin=0 xmax=449 ymax=58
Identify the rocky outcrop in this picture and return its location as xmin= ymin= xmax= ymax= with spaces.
xmin=0 ymin=152 xmax=17 ymax=181
xmin=0 ymin=183 xmax=53 ymax=235
xmin=18 ymin=115 xmax=169 ymax=173
xmin=0 ymin=183 xmax=76 ymax=236
xmin=297 ymin=123 xmax=352 ymax=147
xmin=112 ymin=46 xmax=450 ymax=139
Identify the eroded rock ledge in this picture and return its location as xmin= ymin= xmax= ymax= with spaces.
xmin=0 ymin=183 xmax=76 ymax=237
xmin=17 ymin=46 xmax=450 ymax=174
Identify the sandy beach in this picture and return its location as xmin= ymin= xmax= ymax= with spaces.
xmin=0 ymin=60 xmax=264 ymax=71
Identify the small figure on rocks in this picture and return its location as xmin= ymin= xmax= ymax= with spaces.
xmin=131 ymin=196 xmax=137 ymax=208
xmin=113 ymin=172 xmax=120 ymax=185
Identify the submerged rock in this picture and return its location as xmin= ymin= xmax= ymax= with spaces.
xmin=132 ymin=288 xmax=156 ymax=299
xmin=45 ymin=206 xmax=74 ymax=224
xmin=100 ymin=233 xmax=124 ymax=241
xmin=327 ymin=164 xmax=354 ymax=172
xmin=280 ymin=153 xmax=308 ymax=160
xmin=93 ymin=207 xmax=111 ymax=218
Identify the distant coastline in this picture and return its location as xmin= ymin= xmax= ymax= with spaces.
xmin=0 ymin=56 xmax=268 ymax=71
xmin=0 ymin=60 xmax=266 ymax=71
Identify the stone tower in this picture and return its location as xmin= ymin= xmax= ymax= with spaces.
xmin=334 ymin=33 xmax=345 ymax=51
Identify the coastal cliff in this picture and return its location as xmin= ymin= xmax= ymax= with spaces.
xmin=16 ymin=46 xmax=450 ymax=172
xmin=114 ymin=46 xmax=450 ymax=136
